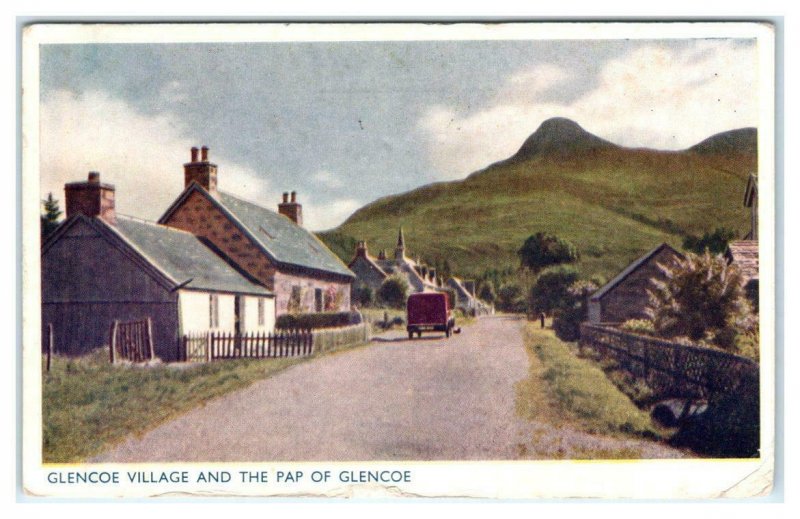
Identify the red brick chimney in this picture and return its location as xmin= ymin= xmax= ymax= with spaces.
xmin=278 ymin=190 xmax=303 ymax=226
xmin=64 ymin=172 xmax=116 ymax=224
xmin=184 ymin=145 xmax=217 ymax=193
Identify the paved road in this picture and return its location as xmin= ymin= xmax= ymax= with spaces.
xmin=95 ymin=315 xmax=684 ymax=462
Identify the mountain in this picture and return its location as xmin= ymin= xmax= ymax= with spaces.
xmin=318 ymin=118 xmax=757 ymax=281
xmin=505 ymin=117 xmax=618 ymax=162
xmin=689 ymin=127 xmax=757 ymax=156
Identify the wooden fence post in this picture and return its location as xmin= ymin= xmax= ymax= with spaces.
xmin=146 ymin=317 xmax=155 ymax=361
xmin=109 ymin=320 xmax=118 ymax=364
xmin=46 ymin=323 xmax=53 ymax=372
xmin=206 ymin=330 xmax=212 ymax=362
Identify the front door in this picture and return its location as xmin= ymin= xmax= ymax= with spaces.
xmin=234 ymin=295 xmax=244 ymax=335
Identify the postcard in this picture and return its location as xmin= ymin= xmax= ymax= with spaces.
xmin=21 ymin=21 xmax=776 ymax=499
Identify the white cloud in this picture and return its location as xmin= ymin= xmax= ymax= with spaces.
xmin=419 ymin=41 xmax=759 ymax=179
xmin=311 ymin=169 xmax=344 ymax=189
xmin=40 ymin=90 xmax=278 ymax=221
xmin=303 ymin=197 xmax=362 ymax=232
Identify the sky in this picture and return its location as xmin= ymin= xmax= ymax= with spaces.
xmin=39 ymin=37 xmax=759 ymax=230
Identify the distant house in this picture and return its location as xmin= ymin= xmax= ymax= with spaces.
xmin=445 ymin=277 xmax=485 ymax=312
xmin=348 ymin=228 xmax=439 ymax=299
xmin=42 ymin=173 xmax=274 ymax=360
xmin=588 ymin=243 xmax=683 ymax=324
xmin=158 ymin=147 xmax=355 ymax=315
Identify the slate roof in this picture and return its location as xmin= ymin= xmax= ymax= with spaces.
xmin=726 ymin=240 xmax=759 ymax=283
xmin=591 ymin=243 xmax=682 ymax=301
xmin=214 ymin=190 xmax=354 ymax=278
xmin=111 ymin=215 xmax=272 ymax=296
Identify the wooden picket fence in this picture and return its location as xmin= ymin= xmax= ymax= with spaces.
xmin=178 ymin=329 xmax=314 ymax=362
xmin=110 ymin=318 xmax=154 ymax=363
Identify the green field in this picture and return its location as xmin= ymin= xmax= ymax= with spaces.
xmin=319 ymin=123 xmax=756 ymax=281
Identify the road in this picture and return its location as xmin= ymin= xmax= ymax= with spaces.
xmin=94 ymin=315 xmax=683 ymax=462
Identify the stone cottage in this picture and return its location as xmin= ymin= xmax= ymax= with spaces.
xmin=158 ymin=146 xmax=355 ymax=315
xmin=588 ymin=243 xmax=683 ymax=324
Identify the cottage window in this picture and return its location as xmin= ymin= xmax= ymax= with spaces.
xmin=258 ymin=298 xmax=265 ymax=326
xmin=209 ymin=294 xmax=219 ymax=328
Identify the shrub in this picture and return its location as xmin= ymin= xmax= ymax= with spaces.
xmin=552 ymin=280 xmax=598 ymax=342
xmin=496 ymin=282 xmax=526 ymax=313
xmin=352 ymin=286 xmax=376 ymax=308
xmin=477 ymin=282 xmax=496 ymax=304
xmin=682 ymin=227 xmax=737 ymax=254
xmin=518 ymin=232 xmax=579 ymax=273
xmin=377 ymin=275 xmax=410 ymax=309
xmin=527 ymin=265 xmax=580 ymax=315
xmin=646 ymin=251 xmax=757 ymax=354
xmin=620 ymin=319 xmax=656 ymax=336
xmin=276 ymin=311 xmax=362 ymax=330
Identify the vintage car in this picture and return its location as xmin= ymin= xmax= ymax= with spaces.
xmin=406 ymin=292 xmax=456 ymax=339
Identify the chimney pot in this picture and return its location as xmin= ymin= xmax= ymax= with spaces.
xmin=282 ymin=192 xmax=289 ymax=203
xmin=201 ymin=146 xmax=209 ymax=161
xmin=190 ymin=147 xmax=199 ymax=162
xmin=88 ymin=171 xmax=100 ymax=183
xmin=291 ymin=191 xmax=297 ymax=203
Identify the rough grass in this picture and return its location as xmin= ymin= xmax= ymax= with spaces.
xmin=319 ymin=149 xmax=753 ymax=280
xmin=42 ymin=340 xmax=368 ymax=463
xmin=521 ymin=324 xmax=661 ymax=438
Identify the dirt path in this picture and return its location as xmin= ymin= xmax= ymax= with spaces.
xmin=94 ymin=315 xmax=683 ymax=462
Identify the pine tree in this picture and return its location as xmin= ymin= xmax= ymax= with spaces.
xmin=40 ymin=192 xmax=62 ymax=240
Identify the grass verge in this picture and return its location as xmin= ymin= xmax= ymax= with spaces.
xmin=43 ymin=338 xmax=366 ymax=463
xmin=520 ymin=324 xmax=662 ymax=439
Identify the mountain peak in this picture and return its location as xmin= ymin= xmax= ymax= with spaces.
xmin=510 ymin=117 xmax=617 ymax=161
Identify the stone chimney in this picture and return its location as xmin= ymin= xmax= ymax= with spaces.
xmin=278 ymin=191 xmax=303 ymax=226
xmin=64 ymin=172 xmax=116 ymax=224
xmin=377 ymin=249 xmax=387 ymax=260
xmin=355 ymin=240 xmax=368 ymax=258
xmin=183 ymin=145 xmax=218 ymax=193
xmin=428 ymin=268 xmax=436 ymax=283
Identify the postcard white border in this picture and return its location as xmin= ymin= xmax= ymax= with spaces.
xmin=21 ymin=21 xmax=776 ymax=499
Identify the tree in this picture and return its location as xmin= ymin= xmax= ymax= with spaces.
xmin=527 ymin=265 xmax=580 ymax=315
xmin=518 ymin=232 xmax=578 ymax=272
xmin=646 ymin=251 xmax=755 ymax=352
xmin=377 ymin=275 xmax=410 ymax=309
xmin=477 ymin=282 xmax=496 ymax=304
xmin=552 ymin=280 xmax=598 ymax=342
xmin=682 ymin=227 xmax=737 ymax=254
xmin=352 ymin=286 xmax=375 ymax=308
xmin=496 ymin=282 xmax=525 ymax=313
xmin=41 ymin=192 xmax=62 ymax=240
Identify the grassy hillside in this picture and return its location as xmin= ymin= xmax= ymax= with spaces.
xmin=319 ymin=120 xmax=756 ymax=281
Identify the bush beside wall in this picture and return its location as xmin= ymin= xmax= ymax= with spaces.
xmin=276 ymin=311 xmax=362 ymax=330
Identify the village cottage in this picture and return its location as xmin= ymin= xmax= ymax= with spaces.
xmin=42 ymin=147 xmax=355 ymax=360
xmin=587 ymin=243 xmax=683 ymax=324
xmin=159 ymin=147 xmax=354 ymax=316
xmin=725 ymin=173 xmax=759 ymax=307
xmin=348 ymin=228 xmax=439 ymax=298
